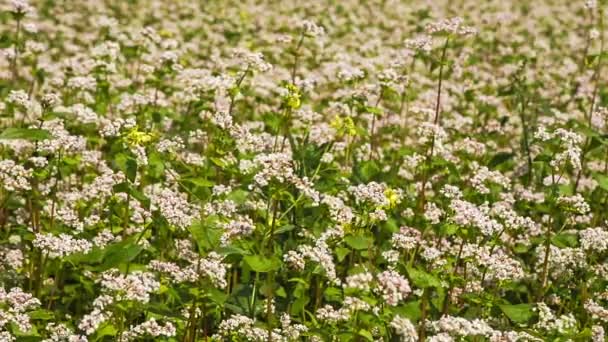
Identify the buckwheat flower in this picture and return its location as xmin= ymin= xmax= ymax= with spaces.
xmin=585 ymin=300 xmax=608 ymax=322
xmin=424 ymin=202 xmax=443 ymax=224
xmin=99 ymin=269 xmax=159 ymax=303
xmin=213 ymin=314 xmax=278 ymax=341
xmin=316 ymin=305 xmax=350 ymax=323
xmin=42 ymin=323 xmax=86 ymax=342
xmin=33 ymin=233 xmax=92 ymax=258
xmin=39 ymin=119 xmax=86 ymax=153
xmin=343 ymin=296 xmax=371 ymax=312
xmin=145 ymin=185 xmax=198 ymax=230
xmin=592 ymin=325 xmax=605 ymax=341
xmin=2 ymin=249 xmax=23 ymax=270
xmin=232 ymin=48 xmax=272 ymax=72
xmin=156 ymin=137 xmax=184 ymax=153
xmin=557 ymin=194 xmax=590 ymax=215
xmin=199 ymin=252 xmax=229 ymax=289
xmin=431 ymin=316 xmax=494 ymax=337
xmin=425 ymin=17 xmax=477 ymax=36
xmin=69 ymin=104 xmax=99 ymax=125
xmin=585 ymin=0 xmax=597 ymax=9
xmin=450 ymin=199 xmax=503 ymax=236
xmin=220 ymin=216 xmax=255 ymax=244
xmin=391 ymin=315 xmax=418 ymax=341
xmin=78 ymin=309 xmax=109 ymax=336
xmin=118 ymin=318 xmax=176 ymax=341
xmin=348 ymin=181 xmax=389 ymax=207
xmin=376 ymin=270 xmax=411 ymax=306
xmin=212 ymin=184 xmax=232 ymax=196
xmin=251 ymin=152 xmax=296 ymax=187
xmin=392 ymin=226 xmax=421 ymax=250
xmin=580 ymin=227 xmax=608 ymax=252
xmin=337 ymin=65 xmax=365 ymax=82
xmin=470 ymin=163 xmax=510 ymax=194
xmin=344 ymin=271 xmax=374 ymax=291
xmin=284 ymin=250 xmax=305 ymax=270
xmin=417 ymin=122 xmax=448 ymax=146
xmin=92 ymin=230 xmax=118 ymax=248
xmin=441 ymin=185 xmax=462 ymax=199
xmin=149 ymin=260 xmax=197 ymax=283
xmin=7 ymin=90 xmax=29 ymax=107
xmin=321 ymin=194 xmax=354 ymax=223
xmin=10 ymin=0 xmax=34 ymax=14
xmin=405 ymin=35 xmax=433 ymax=52
xmin=0 ymin=160 xmax=32 ymax=191
xmin=300 ymin=20 xmax=325 ymax=37
xmin=0 ymin=287 xmax=40 ymax=333
xmin=534 ymin=303 xmax=577 ymax=334
xmin=280 ymin=313 xmax=308 ymax=340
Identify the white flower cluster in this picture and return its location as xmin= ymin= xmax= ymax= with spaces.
xmin=99 ymin=269 xmax=160 ymax=303
xmin=375 ymin=270 xmax=411 ymax=306
xmin=0 ymin=160 xmax=32 ymax=191
xmin=579 ymin=227 xmax=608 ymax=252
xmin=534 ymin=127 xmax=583 ymax=171
xmin=425 ymin=17 xmax=477 ymax=36
xmin=33 ymin=233 xmax=92 ymax=258
xmin=0 ymin=287 xmax=40 ymax=333
xmin=390 ymin=315 xmax=418 ymax=341
xmin=449 ymin=199 xmax=503 ymax=236
xmin=145 ymin=185 xmax=198 ymax=229
xmin=118 ymin=318 xmax=176 ymax=341
xmin=430 ymin=316 xmax=494 ymax=338
xmin=534 ymin=303 xmax=577 ymax=334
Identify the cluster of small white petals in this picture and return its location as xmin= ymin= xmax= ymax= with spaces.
xmin=232 ymin=49 xmax=272 ymax=72
xmin=33 ymin=233 xmax=92 ymax=258
xmin=0 ymin=287 xmax=40 ymax=333
xmin=0 ymin=160 xmax=32 ymax=191
xmin=392 ymin=226 xmax=422 ymax=250
xmin=99 ymin=269 xmax=159 ymax=303
xmin=118 ymin=318 xmax=176 ymax=341
xmin=425 ymin=17 xmax=477 ymax=36
xmin=580 ymin=227 xmax=608 ymax=252
xmin=42 ymin=323 xmax=86 ymax=342
xmin=375 ymin=270 xmax=411 ymax=306
xmin=145 ymin=185 xmax=198 ymax=229
xmin=450 ymin=199 xmax=503 ymax=236
xmin=220 ymin=216 xmax=255 ymax=244
xmin=534 ymin=303 xmax=577 ymax=334
xmin=390 ymin=315 xmax=418 ymax=341
xmin=344 ymin=271 xmax=374 ymax=291
xmin=470 ymin=163 xmax=510 ymax=194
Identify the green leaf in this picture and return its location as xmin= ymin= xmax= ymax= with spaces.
xmin=357 ymin=329 xmax=374 ymax=341
xmin=101 ymin=239 xmax=143 ymax=269
xmin=406 ymin=267 xmax=442 ymax=288
xmin=189 ymin=219 xmax=221 ymax=252
xmin=499 ymin=303 xmax=535 ymax=324
xmin=147 ymin=152 xmax=165 ymax=178
xmin=593 ymin=173 xmax=608 ymax=191
xmin=551 ymin=233 xmax=579 ymax=248
xmin=29 ymin=309 xmax=54 ymax=320
xmin=115 ymin=153 xmax=137 ymax=182
xmin=243 ymin=254 xmax=281 ymax=273
xmin=182 ymin=177 xmax=214 ymax=188
xmin=344 ymin=234 xmax=373 ymax=250
xmin=0 ymin=128 xmax=51 ymax=140
xmin=489 ymin=152 xmax=514 ymax=167
xmin=93 ymin=322 xmax=117 ymax=341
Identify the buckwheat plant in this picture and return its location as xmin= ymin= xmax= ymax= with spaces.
xmin=2 ymin=0 xmax=608 ymax=341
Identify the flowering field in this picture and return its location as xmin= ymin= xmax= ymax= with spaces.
xmin=3 ymin=0 xmax=608 ymax=341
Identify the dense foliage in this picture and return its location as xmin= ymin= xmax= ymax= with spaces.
xmin=1 ymin=0 xmax=608 ymax=341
